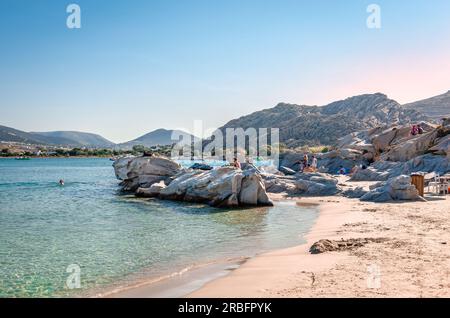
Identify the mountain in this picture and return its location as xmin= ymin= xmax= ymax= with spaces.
xmin=0 ymin=125 xmax=75 ymax=145
xmin=30 ymin=131 xmax=115 ymax=148
xmin=0 ymin=126 xmax=63 ymax=144
xmin=403 ymin=90 xmax=450 ymax=121
xmin=0 ymin=125 xmax=115 ymax=148
xmin=218 ymin=93 xmax=430 ymax=147
xmin=117 ymin=129 xmax=199 ymax=150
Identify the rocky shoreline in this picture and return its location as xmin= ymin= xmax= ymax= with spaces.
xmin=113 ymin=156 xmax=273 ymax=207
xmin=113 ymin=120 xmax=449 ymax=207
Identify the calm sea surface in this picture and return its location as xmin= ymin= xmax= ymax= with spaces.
xmin=0 ymin=158 xmax=318 ymax=297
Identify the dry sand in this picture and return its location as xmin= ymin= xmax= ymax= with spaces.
xmin=189 ymin=180 xmax=450 ymax=298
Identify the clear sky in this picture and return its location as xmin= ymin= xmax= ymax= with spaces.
xmin=1 ymin=0 xmax=449 ymax=143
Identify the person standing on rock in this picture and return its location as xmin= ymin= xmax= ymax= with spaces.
xmin=311 ymin=156 xmax=318 ymax=170
xmin=303 ymin=154 xmax=309 ymax=167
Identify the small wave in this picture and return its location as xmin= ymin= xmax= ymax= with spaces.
xmin=91 ymin=256 xmax=248 ymax=298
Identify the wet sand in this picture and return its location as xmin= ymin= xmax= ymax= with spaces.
xmin=190 ymin=183 xmax=450 ymax=297
xmin=104 ymin=179 xmax=450 ymax=298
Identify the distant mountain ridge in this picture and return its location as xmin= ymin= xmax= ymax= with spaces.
xmin=403 ymin=90 xmax=450 ymax=121
xmin=30 ymin=131 xmax=115 ymax=148
xmin=2 ymin=91 xmax=447 ymax=149
xmin=117 ymin=129 xmax=199 ymax=150
xmin=218 ymin=93 xmax=430 ymax=147
xmin=0 ymin=125 xmax=197 ymax=149
xmin=0 ymin=125 xmax=115 ymax=148
xmin=0 ymin=125 xmax=60 ymax=145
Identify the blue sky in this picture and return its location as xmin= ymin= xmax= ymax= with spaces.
xmin=1 ymin=0 xmax=449 ymax=142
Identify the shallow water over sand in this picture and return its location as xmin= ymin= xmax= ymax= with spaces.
xmin=0 ymin=158 xmax=318 ymax=297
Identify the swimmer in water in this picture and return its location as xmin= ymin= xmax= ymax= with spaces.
xmin=59 ymin=179 xmax=65 ymax=186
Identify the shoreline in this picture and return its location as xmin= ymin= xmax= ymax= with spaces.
xmin=98 ymin=180 xmax=450 ymax=298
xmin=188 ymin=195 xmax=362 ymax=297
xmin=99 ymin=196 xmax=330 ymax=298
xmin=98 ymin=197 xmax=321 ymax=298
xmin=190 ymin=189 xmax=450 ymax=297
xmin=96 ymin=257 xmax=246 ymax=298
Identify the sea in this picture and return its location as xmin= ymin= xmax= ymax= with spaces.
xmin=0 ymin=158 xmax=318 ymax=297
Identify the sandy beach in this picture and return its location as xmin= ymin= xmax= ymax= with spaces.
xmin=104 ymin=177 xmax=450 ymax=298
xmin=189 ymin=179 xmax=450 ymax=298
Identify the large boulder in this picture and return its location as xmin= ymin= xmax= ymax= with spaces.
xmin=382 ymin=130 xmax=438 ymax=162
xmin=342 ymin=186 xmax=368 ymax=198
xmin=371 ymin=126 xmax=411 ymax=153
xmin=239 ymin=172 xmax=272 ymax=205
xmin=158 ymin=167 xmax=273 ymax=207
xmin=315 ymin=155 xmax=367 ymax=174
xmin=279 ymin=151 xmax=304 ymax=171
xmin=113 ymin=156 xmax=182 ymax=192
xmin=113 ymin=156 xmax=135 ymax=180
xmin=337 ymin=128 xmax=377 ymax=154
xmin=279 ymin=166 xmax=297 ymax=175
xmin=429 ymin=135 xmax=450 ymax=156
xmin=121 ymin=156 xmax=181 ymax=179
xmin=263 ymin=172 xmax=341 ymax=196
xmin=351 ymin=154 xmax=449 ymax=181
xmin=120 ymin=175 xmax=168 ymax=192
xmin=360 ymin=175 xmax=426 ymax=202
xmin=136 ymin=181 xmax=167 ymax=198
xmin=263 ymin=175 xmax=297 ymax=194
xmin=294 ymin=173 xmax=341 ymax=196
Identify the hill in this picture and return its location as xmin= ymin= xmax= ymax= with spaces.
xmin=0 ymin=125 xmax=74 ymax=145
xmin=117 ymin=129 xmax=199 ymax=150
xmin=30 ymin=131 xmax=115 ymax=148
xmin=403 ymin=90 xmax=450 ymax=121
xmin=218 ymin=93 xmax=430 ymax=147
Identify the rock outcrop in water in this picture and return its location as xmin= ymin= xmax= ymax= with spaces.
xmin=113 ymin=156 xmax=273 ymax=208
xmin=159 ymin=166 xmax=272 ymax=207
xmin=113 ymin=156 xmax=181 ymax=192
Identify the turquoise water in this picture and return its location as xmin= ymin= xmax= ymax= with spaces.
xmin=0 ymin=158 xmax=318 ymax=298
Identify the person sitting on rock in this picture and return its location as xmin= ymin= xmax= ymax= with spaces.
xmin=350 ymin=165 xmax=359 ymax=175
xmin=232 ymin=157 xmax=241 ymax=169
xmin=338 ymin=166 xmax=347 ymax=175
xmin=410 ymin=125 xmax=418 ymax=136
xmin=417 ymin=124 xmax=424 ymax=135
xmin=295 ymin=160 xmax=305 ymax=173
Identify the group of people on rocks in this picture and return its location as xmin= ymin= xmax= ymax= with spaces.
xmin=410 ymin=124 xmax=424 ymax=136
xmin=296 ymin=154 xmax=318 ymax=173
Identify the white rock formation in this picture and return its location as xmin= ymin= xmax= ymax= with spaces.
xmin=158 ymin=166 xmax=273 ymax=207
xmin=136 ymin=181 xmax=167 ymax=198
xmin=113 ymin=156 xmax=182 ymax=192
xmin=360 ymin=175 xmax=426 ymax=202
